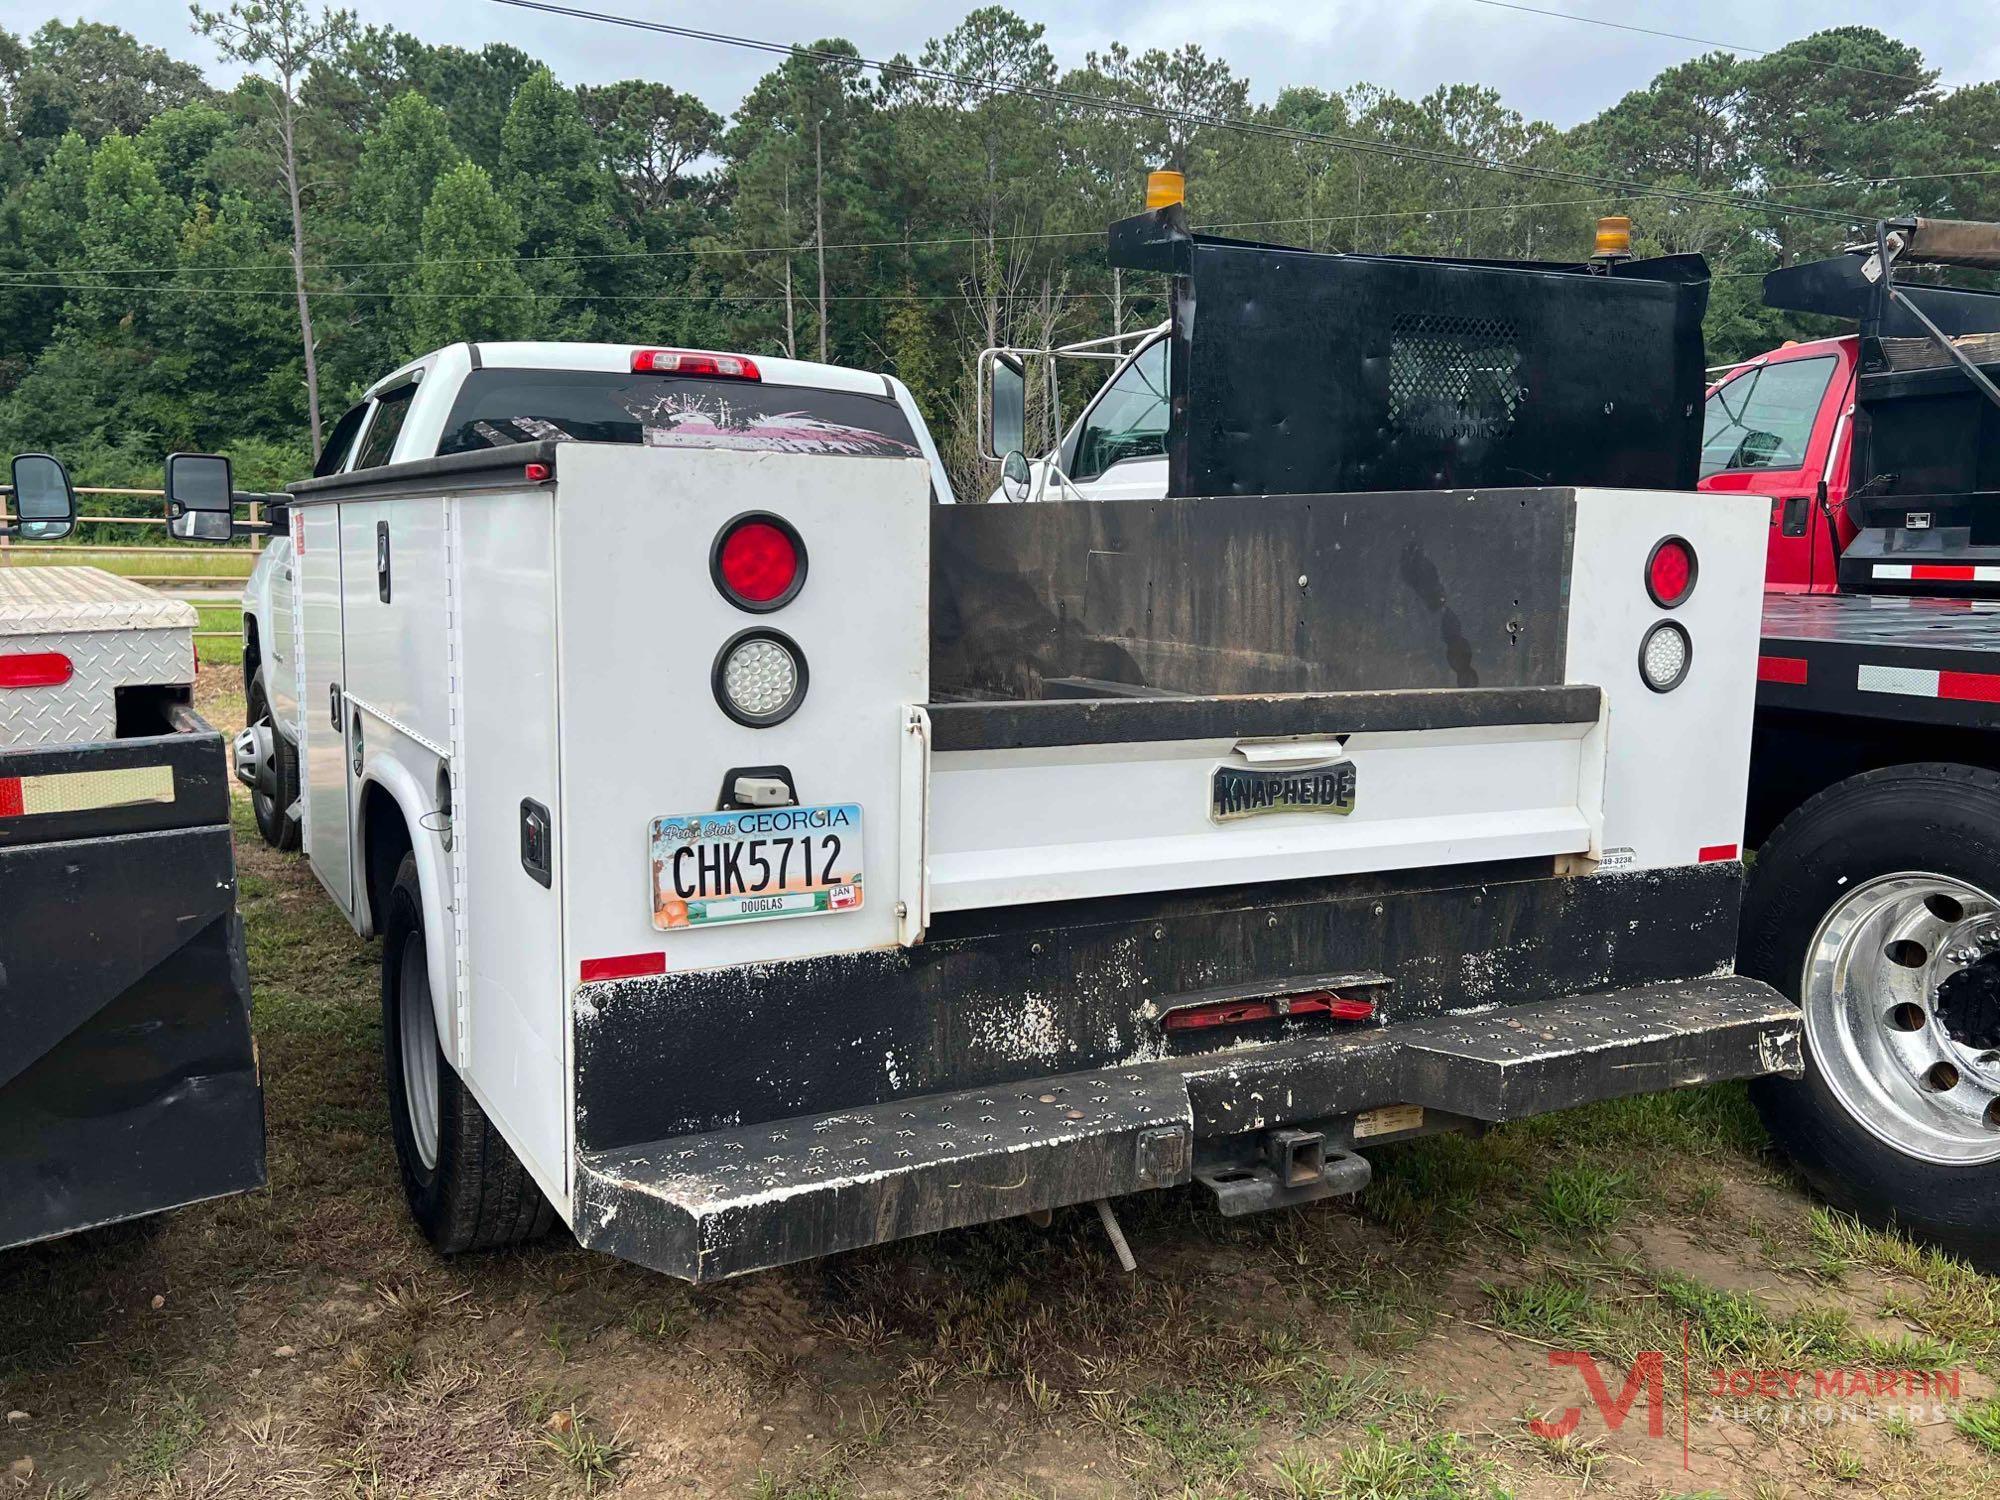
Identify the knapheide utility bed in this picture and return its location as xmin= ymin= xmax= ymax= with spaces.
xmin=270 ymin=436 xmax=1797 ymax=1281
xmin=0 ymin=565 xmax=263 ymax=1250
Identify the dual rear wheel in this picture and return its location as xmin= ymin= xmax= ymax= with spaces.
xmin=1744 ymin=764 xmax=2000 ymax=1268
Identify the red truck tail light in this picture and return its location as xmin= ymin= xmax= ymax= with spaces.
xmin=1646 ymin=535 xmax=1697 ymax=607
xmin=1162 ymin=990 xmax=1375 ymax=1032
xmin=631 ymin=348 xmax=760 ymax=380
xmin=0 ymin=651 xmax=72 ymax=688
xmin=712 ymin=513 xmax=806 ymax=612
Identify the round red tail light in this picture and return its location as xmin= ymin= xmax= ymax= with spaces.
xmin=1646 ymin=536 xmax=1697 ymax=608
xmin=712 ymin=513 xmax=806 ymax=612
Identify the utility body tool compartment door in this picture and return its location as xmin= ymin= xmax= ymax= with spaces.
xmin=554 ymin=447 xmax=931 ymax=977
xmin=454 ymin=487 xmax=567 ymax=1205
xmin=297 ymin=502 xmax=352 ymax=913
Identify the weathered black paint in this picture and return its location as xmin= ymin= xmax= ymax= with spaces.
xmin=0 ymin=721 xmax=264 ymax=1250
xmin=1104 ymin=204 xmax=1708 ymax=499
xmin=573 ymin=974 xmax=1797 ymax=1281
xmin=927 ymin=684 xmax=1599 ymax=752
xmin=573 ymin=860 xmax=1745 ymax=1155
xmin=931 ymin=489 xmax=1576 ymax=700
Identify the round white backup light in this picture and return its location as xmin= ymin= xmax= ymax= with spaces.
xmin=713 ymin=629 xmax=807 ymax=726
xmin=1640 ymin=620 xmax=1692 ymax=692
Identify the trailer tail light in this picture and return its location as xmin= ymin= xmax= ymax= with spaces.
xmin=713 ymin=627 xmax=807 ymax=727
xmin=1640 ymin=620 xmax=1692 ymax=692
xmin=712 ymin=513 xmax=806 ymax=611
xmin=1162 ymin=990 xmax=1375 ymax=1032
xmin=631 ymin=348 xmax=760 ymax=380
xmin=0 ymin=651 xmax=72 ymax=688
xmin=1646 ymin=536 xmax=1697 ymax=607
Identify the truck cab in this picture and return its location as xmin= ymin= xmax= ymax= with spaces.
xmin=1697 ymin=335 xmax=1859 ymax=593
xmin=986 ymin=325 xmax=1173 ymax=504
xmin=241 ymin=342 xmax=953 ymax=850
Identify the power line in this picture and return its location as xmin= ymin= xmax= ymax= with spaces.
xmin=484 ymin=0 xmax=1861 ymax=226
xmin=1458 ymin=0 xmax=1946 ymax=93
xmin=0 ymin=194 xmax=1633 ymax=289
xmin=14 ymin=155 xmax=1996 ymax=289
xmin=0 ymin=282 xmax=1126 ymax=303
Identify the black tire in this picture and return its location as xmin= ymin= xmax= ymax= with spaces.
xmin=381 ymin=852 xmax=555 ymax=1255
xmin=246 ymin=667 xmax=301 ymax=852
xmin=1742 ymin=763 xmax=2000 ymax=1268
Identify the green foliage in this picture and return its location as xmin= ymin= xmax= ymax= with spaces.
xmin=0 ymin=11 xmax=1985 ymax=492
xmin=411 ymin=161 xmax=530 ymax=347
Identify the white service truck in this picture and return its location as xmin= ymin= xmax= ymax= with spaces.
xmin=210 ymin=226 xmax=1801 ymax=1282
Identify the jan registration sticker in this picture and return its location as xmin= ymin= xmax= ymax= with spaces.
xmin=650 ymin=803 xmax=864 ymax=930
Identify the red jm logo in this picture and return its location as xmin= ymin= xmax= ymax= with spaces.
xmin=1530 ymin=1350 xmax=1668 ymax=1440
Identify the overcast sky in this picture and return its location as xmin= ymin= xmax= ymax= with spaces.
xmin=11 ymin=0 xmax=1997 ymax=129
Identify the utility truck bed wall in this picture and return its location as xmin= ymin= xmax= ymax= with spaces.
xmin=281 ymin=430 xmax=1793 ymax=1282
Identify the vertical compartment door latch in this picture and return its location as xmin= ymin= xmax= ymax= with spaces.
xmin=520 ymin=798 xmax=553 ymax=888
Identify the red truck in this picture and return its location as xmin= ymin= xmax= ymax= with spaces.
xmin=1701 ymin=218 xmax=2000 ymax=1263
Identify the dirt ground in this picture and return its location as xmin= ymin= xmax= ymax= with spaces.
xmin=4 ymin=669 xmax=1998 ymax=1499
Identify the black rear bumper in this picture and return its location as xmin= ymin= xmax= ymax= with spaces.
xmin=574 ymin=974 xmax=1799 ymax=1281
xmin=1 ymin=716 xmax=265 ymax=1250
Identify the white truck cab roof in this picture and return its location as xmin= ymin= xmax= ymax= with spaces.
xmin=329 ymin=342 xmax=957 ymax=502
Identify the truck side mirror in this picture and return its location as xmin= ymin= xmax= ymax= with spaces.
xmin=1000 ymin=449 xmax=1032 ymax=503
xmin=984 ymin=352 xmax=1025 ymax=462
xmin=165 ymin=452 xmax=235 ymax=542
xmin=10 ymin=453 xmax=76 ymax=540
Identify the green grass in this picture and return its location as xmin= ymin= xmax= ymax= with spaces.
xmin=1132 ymin=1383 xmax=1269 ymax=1483
xmin=132 ymin=1394 xmax=205 ymax=1480
xmin=1956 ymin=1398 xmax=2000 ymax=1456
xmin=2 ymin=546 xmax=257 ymax=578
xmin=1533 ymin=1164 xmax=1634 ymax=1238
xmin=1333 ymin=1431 xmax=1502 ymax=1499
xmin=197 ymin=603 xmax=245 ymax=665
xmin=1487 ymin=1274 xmax=1600 ymax=1343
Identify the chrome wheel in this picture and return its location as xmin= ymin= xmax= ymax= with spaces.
xmin=1802 ymin=872 xmax=2000 ymax=1166
xmin=398 ymin=932 xmax=441 ymax=1172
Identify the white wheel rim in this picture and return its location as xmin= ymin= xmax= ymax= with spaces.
xmin=1802 ymin=872 xmax=2000 ymax=1166
xmin=398 ymin=932 xmax=441 ymax=1171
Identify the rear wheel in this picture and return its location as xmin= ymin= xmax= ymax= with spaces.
xmin=381 ymin=853 xmax=554 ymax=1254
xmin=1742 ymin=764 xmax=2000 ymax=1268
xmin=243 ymin=667 xmax=300 ymax=851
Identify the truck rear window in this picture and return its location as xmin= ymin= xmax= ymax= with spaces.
xmin=436 ymin=369 xmax=923 ymax=460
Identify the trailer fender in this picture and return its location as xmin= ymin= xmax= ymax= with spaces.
xmin=357 ymin=756 xmax=455 ymax=1050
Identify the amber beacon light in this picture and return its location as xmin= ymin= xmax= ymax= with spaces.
xmin=1146 ymin=168 xmax=1185 ymax=210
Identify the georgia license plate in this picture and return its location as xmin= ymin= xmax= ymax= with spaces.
xmin=649 ymin=803 xmax=863 ymax=930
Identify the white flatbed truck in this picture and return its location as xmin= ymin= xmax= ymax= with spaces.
xmin=207 ymin=233 xmax=1800 ymax=1281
